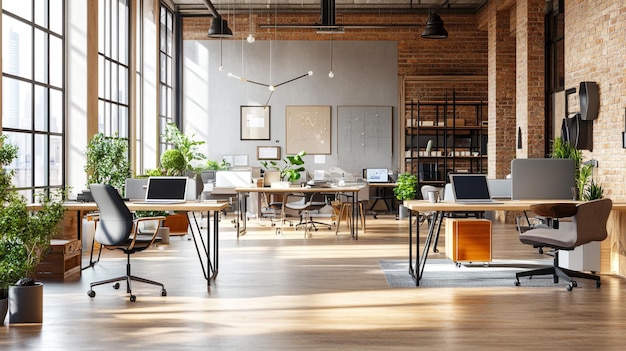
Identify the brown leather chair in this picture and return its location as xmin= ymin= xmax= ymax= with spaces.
xmin=514 ymin=198 xmax=612 ymax=291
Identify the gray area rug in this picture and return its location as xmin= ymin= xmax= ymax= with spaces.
xmin=379 ymin=259 xmax=569 ymax=288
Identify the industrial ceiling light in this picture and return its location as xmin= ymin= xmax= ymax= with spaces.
xmin=208 ymin=16 xmax=233 ymax=38
xmin=421 ymin=11 xmax=448 ymax=39
xmin=203 ymin=0 xmax=234 ymax=38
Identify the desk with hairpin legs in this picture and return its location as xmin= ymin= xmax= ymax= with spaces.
xmin=28 ymin=201 xmax=230 ymax=286
xmin=404 ymin=199 xmax=586 ymax=286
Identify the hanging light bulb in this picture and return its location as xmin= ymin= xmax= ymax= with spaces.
xmin=218 ymin=37 xmax=224 ymax=71
xmin=328 ymin=39 xmax=334 ymax=78
xmin=247 ymin=7 xmax=255 ymax=43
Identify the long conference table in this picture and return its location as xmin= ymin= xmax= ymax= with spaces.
xmin=403 ymin=199 xmax=626 ymax=286
xmin=28 ymin=201 xmax=230 ymax=286
xmin=235 ymin=185 xmax=364 ymax=239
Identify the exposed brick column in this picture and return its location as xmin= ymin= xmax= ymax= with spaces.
xmin=516 ymin=0 xmax=546 ymax=158
xmin=488 ymin=9 xmax=517 ymax=179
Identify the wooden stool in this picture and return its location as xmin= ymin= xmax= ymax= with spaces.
xmin=335 ymin=201 xmax=365 ymax=234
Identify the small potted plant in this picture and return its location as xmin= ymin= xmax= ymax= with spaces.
xmin=393 ymin=173 xmax=418 ymax=219
xmin=84 ymin=133 xmax=131 ymax=192
xmin=261 ymin=150 xmax=306 ymax=187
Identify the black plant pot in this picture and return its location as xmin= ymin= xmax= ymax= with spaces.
xmin=9 ymin=282 xmax=43 ymax=324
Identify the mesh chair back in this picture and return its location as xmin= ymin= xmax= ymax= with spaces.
xmin=90 ymin=184 xmax=134 ymax=246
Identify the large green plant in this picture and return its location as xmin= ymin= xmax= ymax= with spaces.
xmin=393 ymin=173 xmax=418 ymax=201
xmin=261 ymin=150 xmax=306 ymax=183
xmin=0 ymin=135 xmax=65 ymax=299
xmin=85 ymin=133 xmax=131 ymax=190
xmin=163 ymin=123 xmax=206 ymax=173
xmin=550 ymin=138 xmax=602 ymax=200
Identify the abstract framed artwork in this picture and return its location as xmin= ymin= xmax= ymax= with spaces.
xmin=241 ymin=106 xmax=270 ymax=140
xmin=285 ymin=105 xmax=331 ymax=154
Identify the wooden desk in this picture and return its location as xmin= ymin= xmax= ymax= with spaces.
xmin=235 ymin=186 xmax=363 ymax=239
xmin=29 ymin=201 xmax=229 ymax=285
xmin=404 ymin=199 xmax=586 ymax=286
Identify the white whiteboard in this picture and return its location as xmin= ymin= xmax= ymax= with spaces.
xmin=337 ymin=106 xmax=393 ymax=175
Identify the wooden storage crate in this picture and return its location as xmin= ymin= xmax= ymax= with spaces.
xmin=445 ymin=218 xmax=492 ymax=264
xmin=35 ymin=239 xmax=82 ymax=280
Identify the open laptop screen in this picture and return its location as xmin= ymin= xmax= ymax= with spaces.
xmin=145 ymin=177 xmax=188 ymax=202
xmin=450 ymin=174 xmax=493 ymax=202
xmin=366 ymin=168 xmax=388 ymax=183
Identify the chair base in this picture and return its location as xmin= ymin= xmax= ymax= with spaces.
xmin=514 ymin=251 xmax=601 ymax=291
xmin=87 ymin=254 xmax=166 ymax=302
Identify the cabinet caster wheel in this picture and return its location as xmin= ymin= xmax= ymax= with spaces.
xmin=130 ymin=295 xmax=136 ymax=302
xmin=514 ymin=280 xmax=521 ymax=286
xmin=113 ymin=282 xmax=120 ymax=289
xmin=161 ymin=289 xmax=167 ymax=297
xmin=596 ymin=281 xmax=601 ymax=288
xmin=88 ymin=290 xmax=96 ymax=298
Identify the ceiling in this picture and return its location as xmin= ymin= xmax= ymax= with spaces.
xmin=167 ymin=0 xmax=489 ymax=17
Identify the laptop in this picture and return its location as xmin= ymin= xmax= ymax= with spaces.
xmin=135 ymin=176 xmax=188 ymax=204
xmin=366 ymin=168 xmax=388 ymax=183
xmin=450 ymin=174 xmax=502 ymax=204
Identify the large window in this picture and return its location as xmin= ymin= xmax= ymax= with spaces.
xmin=159 ymin=4 xmax=175 ymax=154
xmin=2 ymin=0 xmax=65 ymax=200
xmin=98 ymin=0 xmax=130 ymax=138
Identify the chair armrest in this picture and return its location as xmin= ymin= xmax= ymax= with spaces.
xmin=530 ymin=203 xmax=578 ymax=219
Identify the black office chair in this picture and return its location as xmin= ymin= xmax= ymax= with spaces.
xmin=514 ymin=198 xmax=612 ymax=291
xmin=87 ymin=184 xmax=167 ymax=302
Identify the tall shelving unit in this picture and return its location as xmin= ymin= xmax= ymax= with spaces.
xmin=403 ymin=91 xmax=487 ymax=190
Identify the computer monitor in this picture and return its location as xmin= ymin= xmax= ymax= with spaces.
xmin=366 ymin=168 xmax=388 ymax=183
xmin=510 ymin=158 xmax=575 ymax=200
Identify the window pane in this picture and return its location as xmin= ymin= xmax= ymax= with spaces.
xmin=5 ymin=132 xmax=32 ymax=189
xmin=49 ymin=0 xmax=63 ymax=35
xmin=119 ymin=106 xmax=128 ymax=138
xmin=111 ymin=63 xmax=118 ymax=103
xmin=104 ymin=59 xmax=111 ymax=100
xmin=49 ymin=35 xmax=63 ymax=88
xmin=50 ymin=135 xmax=63 ymax=186
xmin=98 ymin=55 xmax=105 ymax=97
xmin=3 ymin=1 xmax=33 ymax=21
xmin=34 ymin=0 xmax=49 ymax=29
xmin=160 ymin=52 xmax=166 ymax=83
xmin=160 ymin=85 xmax=167 ymax=116
xmin=118 ymin=66 xmax=128 ymax=104
xmin=98 ymin=0 xmax=105 ymax=53
xmin=50 ymin=88 xmax=63 ymax=133
xmin=34 ymin=85 xmax=48 ymax=131
xmin=2 ymin=77 xmax=33 ymax=129
xmin=2 ymin=14 xmax=33 ymax=80
xmin=110 ymin=102 xmax=118 ymax=134
xmin=118 ymin=0 xmax=128 ymax=65
xmin=166 ymin=56 xmax=172 ymax=85
xmin=34 ymin=29 xmax=49 ymax=84
xmin=34 ymin=134 xmax=47 ymax=187
xmin=98 ymin=100 xmax=105 ymax=132
xmin=166 ymin=12 xmax=173 ymax=56
xmin=111 ymin=0 xmax=118 ymax=61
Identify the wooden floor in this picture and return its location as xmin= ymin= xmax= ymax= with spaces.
xmin=3 ymin=212 xmax=626 ymax=350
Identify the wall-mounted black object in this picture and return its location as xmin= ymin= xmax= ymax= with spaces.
xmin=562 ymin=85 xmax=594 ymax=151
xmin=517 ymin=127 xmax=522 ymax=149
xmin=579 ymin=81 xmax=599 ymax=120
xmin=622 ymin=108 xmax=626 ymax=148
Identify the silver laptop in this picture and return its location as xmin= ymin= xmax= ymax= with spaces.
xmin=136 ymin=176 xmax=188 ymax=204
xmin=450 ymin=174 xmax=501 ymax=204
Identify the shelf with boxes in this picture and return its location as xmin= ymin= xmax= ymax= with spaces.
xmin=403 ymin=92 xmax=487 ymax=191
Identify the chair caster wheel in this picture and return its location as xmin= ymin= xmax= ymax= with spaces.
xmin=113 ymin=282 xmax=120 ymax=289
xmin=161 ymin=289 xmax=167 ymax=297
xmin=130 ymin=295 xmax=136 ymax=302
xmin=88 ymin=290 xmax=96 ymax=298
xmin=571 ymin=281 xmax=578 ymax=287
xmin=596 ymin=281 xmax=601 ymax=288
xmin=566 ymin=284 xmax=573 ymax=291
xmin=514 ymin=280 xmax=520 ymax=286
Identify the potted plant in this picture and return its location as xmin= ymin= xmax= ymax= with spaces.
xmin=261 ymin=150 xmax=306 ymax=185
xmin=84 ymin=133 xmax=131 ymax=191
xmin=0 ymin=135 xmax=65 ymax=324
xmin=393 ymin=173 xmax=418 ymax=219
xmin=163 ymin=123 xmax=206 ymax=198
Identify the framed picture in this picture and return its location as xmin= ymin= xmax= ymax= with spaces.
xmin=257 ymin=146 xmax=281 ymax=160
xmin=241 ymin=106 xmax=270 ymax=140
xmin=285 ymin=105 xmax=331 ymax=154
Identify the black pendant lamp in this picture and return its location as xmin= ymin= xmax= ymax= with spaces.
xmin=421 ymin=12 xmax=448 ymax=39
xmin=208 ymin=16 xmax=233 ymax=38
